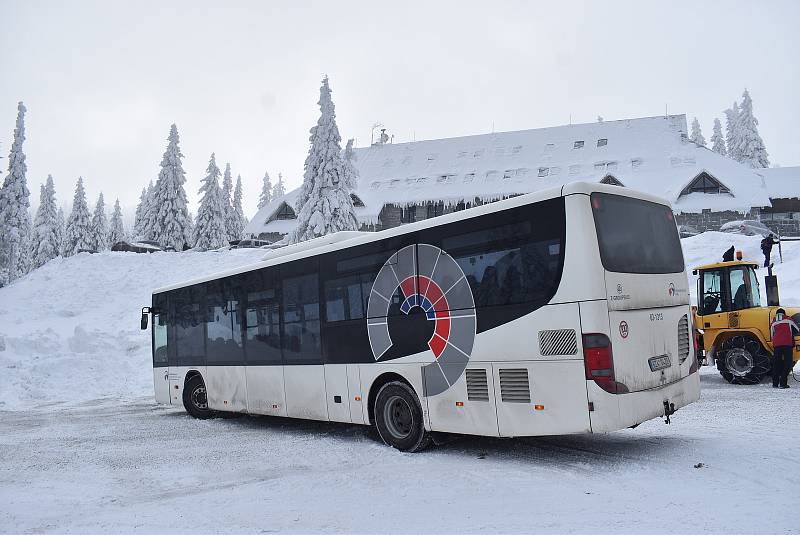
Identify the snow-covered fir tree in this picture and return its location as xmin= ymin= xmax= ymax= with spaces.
xmin=231 ymin=174 xmax=247 ymax=240
xmin=258 ymin=171 xmax=273 ymax=209
xmin=710 ymin=118 xmax=726 ymax=156
xmin=63 ymin=177 xmax=93 ymax=256
xmin=273 ymin=173 xmax=286 ymax=198
xmin=89 ymin=192 xmax=109 ymax=251
xmin=733 ymin=89 xmax=769 ymax=168
xmin=147 ymin=125 xmax=193 ymax=249
xmin=193 ymin=153 xmax=228 ymax=249
xmin=0 ymin=101 xmax=32 ymax=284
xmin=343 ymin=138 xmax=359 ymax=190
xmin=108 ymin=199 xmax=126 ymax=246
xmin=140 ymin=181 xmax=156 ymax=239
xmin=221 ymin=162 xmax=239 ymax=241
xmin=689 ymin=117 xmax=706 ymax=147
xmin=55 ymin=206 xmax=65 ymax=255
xmin=724 ymin=102 xmax=740 ymax=162
xmin=290 ymin=77 xmax=358 ymax=243
xmin=31 ymin=175 xmax=60 ymax=269
xmin=133 ymin=186 xmax=148 ymax=238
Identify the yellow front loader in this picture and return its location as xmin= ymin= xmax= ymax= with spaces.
xmin=692 ymin=259 xmax=799 ymax=384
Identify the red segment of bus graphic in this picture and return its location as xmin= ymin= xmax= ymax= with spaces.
xmin=399 ymin=275 xmax=451 ymax=358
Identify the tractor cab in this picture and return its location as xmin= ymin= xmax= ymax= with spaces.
xmin=694 ymin=260 xmax=762 ymax=317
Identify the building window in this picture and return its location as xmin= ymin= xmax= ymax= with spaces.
xmin=275 ymin=203 xmax=296 ymax=220
xmin=573 ymin=140 xmax=584 ymax=149
xmin=538 ymin=167 xmax=549 ymax=177
xmin=631 ymin=158 xmax=643 ymax=169
xmin=597 ymin=138 xmax=608 ymax=147
xmin=463 ymin=173 xmax=475 ymax=183
xmin=427 ymin=202 xmax=445 ymax=219
xmin=680 ymin=172 xmax=732 ymax=196
xmin=401 ymin=205 xmax=416 ymax=224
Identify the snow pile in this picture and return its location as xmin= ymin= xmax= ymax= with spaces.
xmin=1 ymin=231 xmax=798 ymax=411
xmin=0 ymin=248 xmax=264 ymax=409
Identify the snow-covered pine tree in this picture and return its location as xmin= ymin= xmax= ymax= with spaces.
xmin=273 ymin=173 xmax=286 ymax=198
xmin=232 ymin=174 xmax=247 ymax=239
xmin=724 ymin=102 xmax=740 ymax=162
xmin=710 ymin=118 xmax=726 ymax=156
xmin=290 ymin=77 xmax=358 ymax=244
xmin=343 ymin=138 xmax=359 ymax=190
xmin=689 ymin=117 xmax=706 ymax=147
xmin=258 ymin=171 xmax=273 ymax=209
xmin=89 ymin=192 xmax=109 ymax=251
xmin=221 ymin=163 xmax=239 ymax=241
xmin=147 ymin=125 xmax=193 ymax=249
xmin=133 ymin=186 xmax=148 ymax=237
xmin=734 ymin=89 xmax=769 ymax=169
xmin=63 ymin=177 xmax=93 ymax=256
xmin=108 ymin=198 xmax=126 ymax=246
xmin=31 ymin=175 xmax=61 ymax=269
xmin=0 ymin=101 xmax=32 ymax=284
xmin=193 ymin=153 xmax=228 ymax=249
xmin=55 ymin=206 xmax=65 ymax=255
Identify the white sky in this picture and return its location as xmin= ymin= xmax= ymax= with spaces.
xmin=2 ymin=0 xmax=798 ymax=221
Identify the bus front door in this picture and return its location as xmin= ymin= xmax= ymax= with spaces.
xmin=152 ymin=310 xmax=171 ymax=404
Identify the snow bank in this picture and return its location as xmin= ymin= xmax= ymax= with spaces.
xmin=0 ymin=249 xmax=264 ymax=409
xmin=1 ymin=232 xmax=798 ymax=410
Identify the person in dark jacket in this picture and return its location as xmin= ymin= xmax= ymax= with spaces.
xmin=770 ymin=308 xmax=798 ymax=389
xmin=761 ymin=234 xmax=778 ymax=267
xmin=722 ymin=245 xmax=735 ymax=262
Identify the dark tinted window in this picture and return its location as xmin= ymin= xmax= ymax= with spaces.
xmin=205 ymin=279 xmax=243 ymax=364
xmin=591 ymin=193 xmax=684 ymax=274
xmin=172 ymin=285 xmax=205 ymax=366
xmin=442 ymin=221 xmax=562 ymax=309
xmin=282 ymin=273 xmax=321 ymax=363
xmin=152 ymin=293 xmax=169 ymax=367
xmin=243 ymin=269 xmax=282 ymax=364
xmin=325 ymin=273 xmax=373 ymax=322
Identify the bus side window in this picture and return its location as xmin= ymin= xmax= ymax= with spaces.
xmin=153 ymin=293 xmax=169 ymax=367
xmin=282 ymin=272 xmax=321 ymax=364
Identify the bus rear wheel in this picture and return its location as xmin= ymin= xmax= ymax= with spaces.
xmin=374 ymin=381 xmax=431 ymax=452
xmin=183 ymin=374 xmax=215 ymax=419
xmin=716 ymin=335 xmax=771 ymax=385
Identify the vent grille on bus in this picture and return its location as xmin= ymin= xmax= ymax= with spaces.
xmin=499 ymin=368 xmax=531 ymax=403
xmin=678 ymin=315 xmax=690 ymax=363
xmin=465 ymin=369 xmax=489 ymax=401
xmin=538 ymin=329 xmax=578 ymax=356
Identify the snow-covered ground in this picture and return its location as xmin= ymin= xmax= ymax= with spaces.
xmin=1 ymin=233 xmax=799 ymax=534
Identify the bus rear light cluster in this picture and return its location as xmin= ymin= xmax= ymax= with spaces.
xmin=583 ymin=333 xmax=628 ymax=394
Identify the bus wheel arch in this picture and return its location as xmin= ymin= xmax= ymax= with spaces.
xmin=367 ymin=372 xmax=414 ymax=425
xmin=372 ymin=378 xmax=431 ymax=452
xmin=182 ymin=372 xmax=215 ymax=419
xmin=715 ymin=332 xmax=771 ymax=385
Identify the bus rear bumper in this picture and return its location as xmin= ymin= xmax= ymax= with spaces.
xmin=587 ymin=372 xmax=701 ymax=433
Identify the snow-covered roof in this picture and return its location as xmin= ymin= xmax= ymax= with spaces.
xmin=245 ymin=114 xmax=773 ymax=237
xmin=757 ymin=166 xmax=800 ymax=199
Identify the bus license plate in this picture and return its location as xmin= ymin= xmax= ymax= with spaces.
xmin=648 ymin=355 xmax=671 ymax=372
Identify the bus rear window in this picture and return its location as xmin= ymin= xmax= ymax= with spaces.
xmin=591 ymin=192 xmax=684 ymax=274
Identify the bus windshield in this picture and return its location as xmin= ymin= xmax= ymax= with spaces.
xmin=591 ymin=192 xmax=684 ymax=274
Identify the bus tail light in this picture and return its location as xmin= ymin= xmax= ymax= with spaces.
xmin=583 ymin=333 xmax=627 ymax=394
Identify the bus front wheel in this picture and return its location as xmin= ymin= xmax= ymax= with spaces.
xmin=183 ymin=374 xmax=215 ymax=419
xmin=374 ymin=381 xmax=431 ymax=452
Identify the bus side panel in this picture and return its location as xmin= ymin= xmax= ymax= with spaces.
xmin=324 ymin=364 xmax=351 ymax=423
xmin=245 ymin=365 xmax=287 ymax=417
xmin=346 ymin=364 xmax=366 ymax=424
xmin=153 ymin=367 xmax=171 ymax=404
xmin=205 ymin=366 xmax=248 ymax=413
xmin=284 ymin=365 xmax=329 ymax=421
xmin=426 ymin=365 xmax=500 ymax=436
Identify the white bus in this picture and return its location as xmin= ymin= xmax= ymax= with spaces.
xmin=142 ymin=182 xmax=700 ymax=451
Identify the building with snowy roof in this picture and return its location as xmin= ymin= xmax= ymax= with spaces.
xmin=246 ymin=114 xmax=799 ymax=241
xmin=758 ymin=166 xmax=800 ymax=235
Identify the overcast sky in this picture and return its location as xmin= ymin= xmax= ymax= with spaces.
xmin=2 ymin=0 xmax=798 ymax=220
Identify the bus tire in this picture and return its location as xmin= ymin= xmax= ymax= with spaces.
xmin=183 ymin=374 xmax=215 ymax=419
xmin=716 ymin=335 xmax=771 ymax=385
xmin=374 ymin=381 xmax=431 ymax=452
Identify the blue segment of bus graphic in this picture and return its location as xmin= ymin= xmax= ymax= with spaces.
xmin=366 ymin=244 xmax=476 ymax=396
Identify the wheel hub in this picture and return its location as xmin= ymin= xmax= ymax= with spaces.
xmin=383 ymin=395 xmax=413 ymax=439
xmin=726 ymin=348 xmax=754 ymax=377
xmin=191 ymin=386 xmax=208 ymax=410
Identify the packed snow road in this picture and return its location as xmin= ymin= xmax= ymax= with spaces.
xmin=1 ymin=368 xmax=797 ymax=535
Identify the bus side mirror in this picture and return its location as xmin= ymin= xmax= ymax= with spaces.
xmin=141 ymin=307 xmax=150 ymax=330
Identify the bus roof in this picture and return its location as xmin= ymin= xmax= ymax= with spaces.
xmin=693 ymin=260 xmax=760 ymax=271
xmin=152 ymin=181 xmax=674 ymax=294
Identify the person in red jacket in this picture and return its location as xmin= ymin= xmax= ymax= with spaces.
xmin=771 ymin=308 xmax=798 ymax=389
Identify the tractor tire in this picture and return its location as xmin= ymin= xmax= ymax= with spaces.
xmin=716 ymin=335 xmax=771 ymax=385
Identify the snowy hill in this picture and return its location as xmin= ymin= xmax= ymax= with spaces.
xmin=1 ymin=233 xmax=798 ymax=410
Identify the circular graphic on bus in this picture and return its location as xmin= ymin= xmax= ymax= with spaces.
xmin=366 ymin=244 xmax=476 ymax=396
